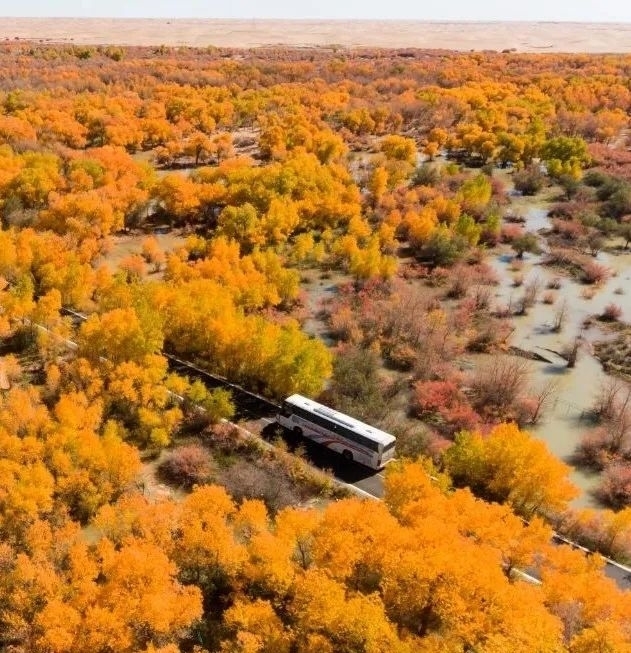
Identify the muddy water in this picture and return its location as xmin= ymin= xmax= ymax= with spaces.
xmin=297 ymin=200 xmax=627 ymax=506
xmin=526 ymin=355 xmax=603 ymax=508
xmin=486 ymin=205 xmax=630 ymax=507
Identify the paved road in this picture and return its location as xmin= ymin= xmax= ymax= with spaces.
xmin=58 ymin=307 xmax=631 ymax=591
xmin=261 ymin=422 xmax=387 ymax=498
xmin=604 ymin=561 xmax=631 ymax=587
xmin=550 ymin=534 xmax=631 ymax=588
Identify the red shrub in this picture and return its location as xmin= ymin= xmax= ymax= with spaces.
xmin=490 ymin=176 xmax=508 ymax=201
xmin=424 ymin=431 xmax=453 ymax=461
xmin=329 ymin=305 xmax=361 ymax=341
xmin=387 ymin=343 xmax=417 ymax=370
xmin=208 ymin=422 xmax=241 ymax=449
xmin=596 ymin=463 xmax=631 ymax=509
xmin=466 ymin=317 xmax=513 ymax=352
xmin=600 ymin=303 xmax=623 ymax=322
xmin=159 ymin=444 xmax=213 ymax=489
xmin=446 ymin=265 xmax=472 ymax=298
xmin=549 ymin=201 xmax=581 ymax=220
xmin=589 ymin=143 xmax=631 ymax=182
xmin=552 ymin=218 xmax=584 ymax=241
xmin=469 ymin=262 xmax=499 ymax=285
xmin=400 ymin=263 xmax=429 ymax=280
xmin=438 ymin=402 xmax=481 ymax=433
xmin=425 ymin=363 xmax=466 ymax=386
xmin=554 ymin=506 xmax=631 ymax=560
xmin=413 ymin=379 xmax=462 ymax=416
xmin=479 ymin=226 xmax=499 ymax=247
xmin=413 ymin=378 xmax=479 ymax=436
xmin=512 ymin=396 xmax=540 ymax=427
xmin=576 ymin=427 xmax=614 ymax=470
xmin=582 ymin=261 xmax=611 ymax=285
xmin=453 ymin=298 xmax=476 ymax=331
xmin=544 ymin=247 xmax=580 ymax=268
xmin=428 ymin=266 xmax=450 ymax=286
xmin=590 ymin=142 xmax=631 ymax=167
xmin=500 ymin=224 xmax=524 ymax=244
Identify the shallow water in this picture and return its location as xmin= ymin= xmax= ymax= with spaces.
xmin=487 ymin=204 xmax=631 ymax=507
xmin=524 ymin=205 xmax=554 ymax=234
xmin=527 ymin=355 xmax=604 ymax=508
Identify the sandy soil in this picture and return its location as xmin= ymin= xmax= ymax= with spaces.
xmin=2 ymin=18 xmax=631 ymax=52
xmin=102 ymin=230 xmax=186 ymax=274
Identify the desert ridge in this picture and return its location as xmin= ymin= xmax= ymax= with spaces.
xmin=1 ymin=17 xmax=631 ymax=52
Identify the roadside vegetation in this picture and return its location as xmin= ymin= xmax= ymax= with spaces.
xmin=3 ymin=42 xmax=631 ymax=650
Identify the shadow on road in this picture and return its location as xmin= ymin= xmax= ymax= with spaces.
xmin=260 ymin=422 xmax=378 ymax=484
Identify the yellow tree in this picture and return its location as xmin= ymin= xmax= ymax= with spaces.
xmin=444 ymin=423 xmax=578 ymax=517
xmin=367 ymin=165 xmax=389 ymax=207
xmin=221 ymin=599 xmax=291 ymax=653
xmin=77 ymin=307 xmax=163 ymax=365
xmin=173 ymin=485 xmax=247 ymax=596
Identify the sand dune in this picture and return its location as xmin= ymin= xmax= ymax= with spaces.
xmin=1 ymin=18 xmax=631 ymax=52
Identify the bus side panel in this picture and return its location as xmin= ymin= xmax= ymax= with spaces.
xmin=281 ymin=413 xmax=378 ymax=469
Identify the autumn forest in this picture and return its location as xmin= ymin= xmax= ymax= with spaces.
xmin=2 ymin=42 xmax=631 ymax=652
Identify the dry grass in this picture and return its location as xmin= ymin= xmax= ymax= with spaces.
xmin=101 ymin=230 xmax=186 ymax=275
xmin=595 ymin=331 xmax=631 ymax=379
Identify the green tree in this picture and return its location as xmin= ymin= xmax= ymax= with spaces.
xmin=327 ymin=346 xmax=385 ymax=420
xmin=512 ymin=232 xmax=541 ymax=259
xmin=186 ymin=381 xmax=235 ymax=424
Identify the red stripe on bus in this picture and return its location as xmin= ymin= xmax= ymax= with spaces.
xmin=291 ymin=418 xmax=375 ymax=457
xmin=311 ymin=435 xmax=366 ymax=455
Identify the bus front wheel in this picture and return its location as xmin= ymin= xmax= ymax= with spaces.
xmin=342 ymin=450 xmax=353 ymax=462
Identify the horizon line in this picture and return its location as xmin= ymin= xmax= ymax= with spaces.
xmin=3 ymin=17 xmax=631 ymax=25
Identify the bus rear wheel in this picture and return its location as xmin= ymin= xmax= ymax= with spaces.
xmin=293 ymin=426 xmax=303 ymax=438
xmin=342 ymin=450 xmax=353 ymax=462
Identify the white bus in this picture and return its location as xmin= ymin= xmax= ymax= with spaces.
xmin=276 ymin=394 xmax=396 ymax=470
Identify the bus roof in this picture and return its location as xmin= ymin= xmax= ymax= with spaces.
xmin=284 ymin=394 xmax=396 ymax=446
